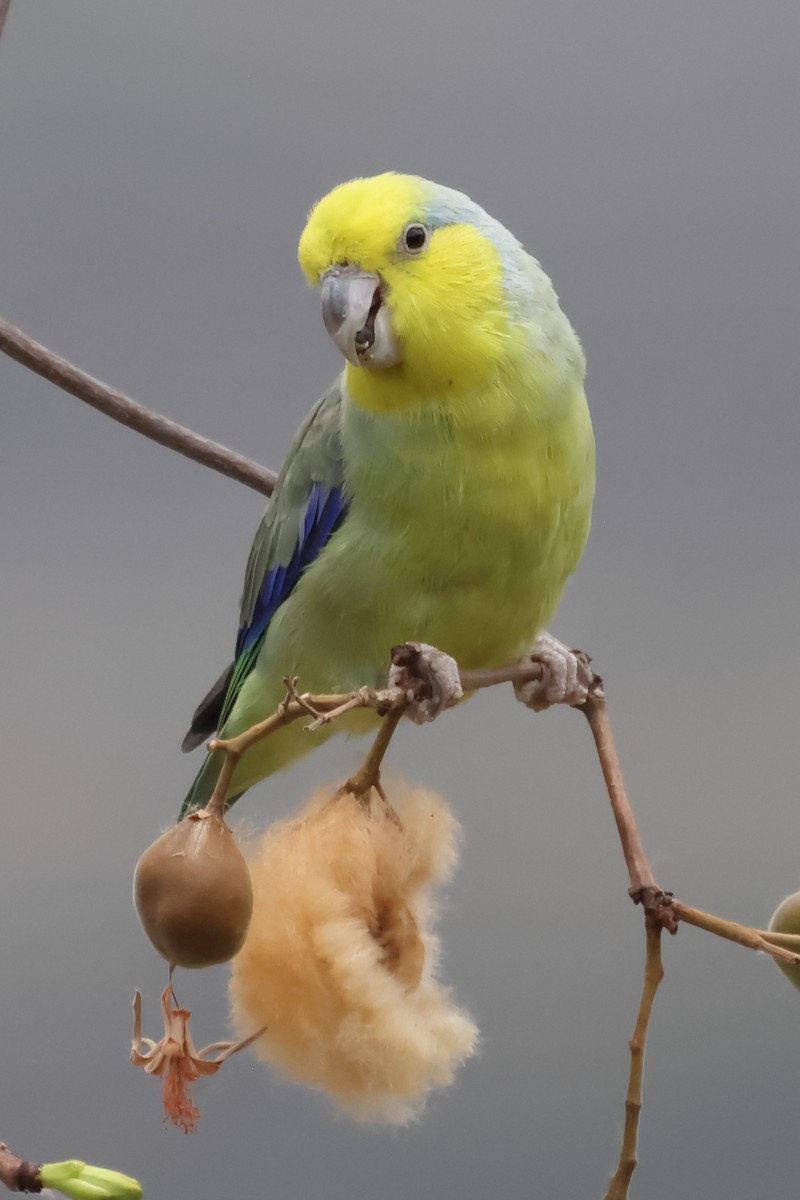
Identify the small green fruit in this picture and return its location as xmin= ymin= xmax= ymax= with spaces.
xmin=768 ymin=891 xmax=800 ymax=991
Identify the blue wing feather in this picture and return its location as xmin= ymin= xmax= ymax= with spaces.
xmin=235 ymin=481 xmax=347 ymax=657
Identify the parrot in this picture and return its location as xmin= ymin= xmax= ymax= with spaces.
xmin=179 ymin=172 xmax=595 ymax=818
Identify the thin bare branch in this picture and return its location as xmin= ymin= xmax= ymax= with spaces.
xmin=205 ymin=684 xmax=407 ymax=816
xmin=602 ymin=919 xmax=664 ymax=1200
xmin=575 ymin=681 xmax=800 ymax=968
xmin=344 ymin=708 xmax=405 ymax=799
xmin=0 ymin=316 xmax=276 ymax=496
xmin=202 ymin=644 xmax=800 ymax=977
xmin=0 ymin=1143 xmax=41 ymax=1194
xmin=0 ymin=0 xmax=12 ymax=43
xmin=305 ymin=692 xmax=368 ymax=731
xmin=211 ymin=685 xmax=404 ymax=757
xmin=202 ymin=658 xmax=548 ymax=815
xmin=673 ymin=901 xmax=800 ymax=965
xmin=753 ymin=928 xmax=800 ymax=951
xmin=580 ymin=689 xmax=676 ymax=929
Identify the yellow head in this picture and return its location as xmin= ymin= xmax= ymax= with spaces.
xmin=298 ymin=173 xmax=540 ymax=412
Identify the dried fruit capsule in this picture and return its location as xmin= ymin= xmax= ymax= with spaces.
xmin=134 ymin=810 xmax=253 ymax=969
xmin=769 ymin=891 xmax=800 ymax=992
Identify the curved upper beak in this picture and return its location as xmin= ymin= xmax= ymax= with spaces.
xmin=320 ymin=265 xmax=401 ymax=369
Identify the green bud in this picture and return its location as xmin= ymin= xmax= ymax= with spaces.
xmin=38 ymin=1159 xmax=143 ymax=1200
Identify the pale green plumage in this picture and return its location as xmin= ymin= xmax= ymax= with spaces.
xmin=180 ymin=174 xmax=594 ymax=816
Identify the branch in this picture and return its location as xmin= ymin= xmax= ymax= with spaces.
xmin=581 ymin=687 xmax=676 ymax=929
xmin=343 ymin=707 xmax=405 ymax=799
xmin=180 ymin=639 xmax=798 ymax=1200
xmin=201 ymin=646 xmax=800 ymax=974
xmin=570 ymin=661 xmax=800 ymax=1195
xmin=201 ymin=655 xmax=549 ymax=816
xmin=0 ymin=316 xmax=276 ymax=496
xmin=602 ymin=919 xmax=664 ymax=1200
xmin=672 ymin=901 xmax=800 ymax=965
xmin=205 ymin=678 xmax=409 ymax=816
xmin=0 ymin=1144 xmax=40 ymax=1194
xmin=0 ymin=0 xmax=12 ymax=43
xmin=575 ymin=679 xmax=800 ymax=965
xmin=597 ymin=904 xmax=799 ymax=1200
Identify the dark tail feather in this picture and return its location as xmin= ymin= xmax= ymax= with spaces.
xmin=181 ymin=662 xmax=234 ymax=752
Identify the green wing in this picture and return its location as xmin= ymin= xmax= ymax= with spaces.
xmin=181 ymin=379 xmax=346 ymax=753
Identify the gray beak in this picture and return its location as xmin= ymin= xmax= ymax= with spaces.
xmin=320 ymin=265 xmax=401 ymax=369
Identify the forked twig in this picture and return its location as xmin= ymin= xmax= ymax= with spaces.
xmin=578 ymin=679 xmax=800 ymax=965
xmin=576 ymin=672 xmax=800 ymax=1199
xmin=204 ymin=683 xmax=408 ymax=816
xmin=202 ymin=657 xmax=549 ymax=817
xmin=673 ymin=902 xmax=800 ymax=964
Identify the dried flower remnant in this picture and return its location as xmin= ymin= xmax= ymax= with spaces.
xmin=230 ymin=780 xmax=478 ymax=1124
xmin=130 ymin=984 xmax=262 ymax=1132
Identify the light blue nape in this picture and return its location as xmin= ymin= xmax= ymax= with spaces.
xmin=417 ymin=180 xmax=550 ymax=318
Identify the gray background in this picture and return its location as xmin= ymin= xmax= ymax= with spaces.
xmin=1 ymin=1 xmax=799 ymax=1196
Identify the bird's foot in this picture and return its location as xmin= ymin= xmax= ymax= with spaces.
xmin=514 ymin=631 xmax=594 ymax=711
xmin=389 ymin=641 xmax=463 ymax=725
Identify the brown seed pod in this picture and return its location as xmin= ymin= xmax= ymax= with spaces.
xmin=134 ymin=809 xmax=253 ymax=969
xmin=769 ymin=891 xmax=800 ymax=992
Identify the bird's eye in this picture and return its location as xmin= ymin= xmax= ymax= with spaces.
xmin=401 ymin=223 xmax=429 ymax=253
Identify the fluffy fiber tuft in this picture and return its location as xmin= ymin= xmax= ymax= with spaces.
xmin=229 ymin=780 xmax=478 ymax=1123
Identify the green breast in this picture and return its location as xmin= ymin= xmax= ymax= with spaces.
xmin=313 ymin=372 xmax=595 ymax=678
xmin=223 ymin=367 xmax=594 ymax=795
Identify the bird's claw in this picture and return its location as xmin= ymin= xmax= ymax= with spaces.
xmin=514 ymin=631 xmax=593 ymax=711
xmin=389 ymin=642 xmax=463 ymax=725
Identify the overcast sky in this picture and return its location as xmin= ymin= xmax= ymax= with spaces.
xmin=1 ymin=1 xmax=799 ymax=1197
